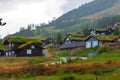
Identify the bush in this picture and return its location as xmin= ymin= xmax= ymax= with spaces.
xmin=61 ymin=74 xmax=79 ymax=80
xmin=22 ymin=73 xmax=35 ymax=78
xmin=97 ymin=46 xmax=107 ymax=54
xmin=66 ymin=58 xmax=73 ymax=64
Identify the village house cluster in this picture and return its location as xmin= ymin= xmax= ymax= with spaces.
xmin=0 ymin=26 xmax=119 ymax=57
xmin=59 ymin=27 xmax=120 ymax=50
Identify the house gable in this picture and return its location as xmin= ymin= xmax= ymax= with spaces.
xmin=85 ymin=36 xmax=99 ymax=48
xmin=89 ymin=28 xmax=114 ymax=35
xmin=17 ymin=43 xmax=44 ymax=57
xmin=2 ymin=36 xmax=45 ymax=57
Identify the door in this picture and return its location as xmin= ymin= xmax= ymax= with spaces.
xmin=93 ymin=41 xmax=98 ymax=48
xmin=86 ymin=41 xmax=91 ymax=48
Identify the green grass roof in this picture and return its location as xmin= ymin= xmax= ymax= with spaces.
xmin=70 ymin=37 xmax=85 ymax=41
xmin=0 ymin=44 xmax=5 ymax=50
xmin=18 ymin=42 xmax=34 ymax=49
xmin=7 ymin=36 xmax=45 ymax=43
xmin=94 ymin=27 xmax=111 ymax=31
xmin=88 ymin=34 xmax=120 ymax=41
xmin=70 ymin=33 xmax=84 ymax=37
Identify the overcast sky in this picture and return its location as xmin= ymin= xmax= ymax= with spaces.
xmin=0 ymin=0 xmax=93 ymax=38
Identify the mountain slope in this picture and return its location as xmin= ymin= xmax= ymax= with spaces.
xmin=85 ymin=3 xmax=120 ymax=20
xmin=13 ymin=0 xmax=120 ymax=37
xmin=50 ymin=0 xmax=119 ymax=29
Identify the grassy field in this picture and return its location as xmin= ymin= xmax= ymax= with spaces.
xmin=0 ymin=49 xmax=120 ymax=80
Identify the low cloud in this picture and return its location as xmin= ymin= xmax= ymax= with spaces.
xmin=0 ymin=0 xmax=93 ymax=37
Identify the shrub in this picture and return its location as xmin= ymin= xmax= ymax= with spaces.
xmin=60 ymin=74 xmax=79 ymax=80
xmin=66 ymin=58 xmax=73 ymax=64
xmin=97 ymin=46 xmax=107 ymax=54
xmin=22 ymin=73 xmax=35 ymax=78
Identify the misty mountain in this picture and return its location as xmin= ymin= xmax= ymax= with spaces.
xmin=13 ymin=0 xmax=120 ymax=37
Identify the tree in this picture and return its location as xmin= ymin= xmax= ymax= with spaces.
xmin=0 ymin=18 xmax=6 ymax=26
xmin=56 ymin=32 xmax=62 ymax=45
xmin=82 ymin=26 xmax=90 ymax=36
xmin=113 ymin=27 xmax=120 ymax=35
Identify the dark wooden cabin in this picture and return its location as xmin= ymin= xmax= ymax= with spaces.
xmin=2 ymin=36 xmax=44 ymax=57
xmin=60 ymin=33 xmax=86 ymax=50
xmin=62 ymin=33 xmax=86 ymax=44
xmin=42 ymin=38 xmax=53 ymax=46
xmin=0 ymin=44 xmax=5 ymax=56
xmin=89 ymin=28 xmax=113 ymax=35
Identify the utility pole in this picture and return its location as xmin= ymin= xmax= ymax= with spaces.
xmin=0 ymin=18 xmax=6 ymax=26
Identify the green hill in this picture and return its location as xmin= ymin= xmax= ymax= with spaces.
xmin=13 ymin=0 xmax=120 ymax=37
xmin=85 ymin=3 xmax=120 ymax=20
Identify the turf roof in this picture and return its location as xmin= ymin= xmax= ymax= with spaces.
xmin=70 ymin=37 xmax=85 ymax=41
xmin=70 ymin=33 xmax=85 ymax=37
xmin=0 ymin=44 xmax=5 ymax=50
xmin=6 ymin=36 xmax=45 ymax=43
xmin=94 ymin=27 xmax=112 ymax=31
xmin=87 ymin=34 xmax=120 ymax=41
xmin=18 ymin=42 xmax=34 ymax=49
xmin=62 ymin=33 xmax=86 ymax=41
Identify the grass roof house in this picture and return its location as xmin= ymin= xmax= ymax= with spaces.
xmin=85 ymin=34 xmax=120 ymax=48
xmin=2 ymin=36 xmax=45 ymax=57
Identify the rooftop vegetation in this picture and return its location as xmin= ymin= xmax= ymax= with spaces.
xmin=6 ymin=36 xmax=45 ymax=43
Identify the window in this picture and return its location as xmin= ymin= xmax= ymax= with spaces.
xmin=49 ymin=39 xmax=52 ymax=42
xmin=31 ymin=45 xmax=35 ymax=49
xmin=6 ymin=52 xmax=8 ymax=56
xmin=66 ymin=38 xmax=69 ymax=41
xmin=9 ymin=52 xmax=11 ymax=56
xmin=9 ymin=44 xmax=11 ymax=47
xmin=109 ymin=30 xmax=111 ymax=32
xmin=42 ymin=43 xmax=46 ymax=46
xmin=86 ymin=42 xmax=91 ymax=48
xmin=118 ymin=38 xmax=120 ymax=42
xmin=12 ymin=51 xmax=15 ymax=54
xmin=12 ymin=44 xmax=15 ymax=47
xmin=27 ymin=49 xmax=32 ymax=54
xmin=68 ymin=41 xmax=71 ymax=44
xmin=99 ymin=41 xmax=102 ymax=46
xmin=93 ymin=41 xmax=98 ymax=48
xmin=101 ymin=33 xmax=105 ymax=35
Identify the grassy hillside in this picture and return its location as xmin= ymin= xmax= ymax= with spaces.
xmin=85 ymin=3 xmax=120 ymax=20
xmin=0 ymin=49 xmax=120 ymax=80
xmin=13 ymin=0 xmax=120 ymax=37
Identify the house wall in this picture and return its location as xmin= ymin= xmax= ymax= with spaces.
xmin=115 ymin=38 xmax=120 ymax=42
xmin=90 ymin=28 xmax=113 ymax=35
xmin=86 ymin=37 xmax=99 ymax=48
xmin=16 ymin=44 xmax=43 ymax=57
xmin=0 ymin=50 xmax=5 ymax=56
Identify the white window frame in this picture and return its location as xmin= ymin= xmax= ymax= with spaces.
xmin=27 ymin=49 xmax=32 ymax=54
xmin=118 ymin=38 xmax=120 ymax=42
xmin=6 ymin=52 xmax=8 ymax=56
xmin=109 ymin=30 xmax=111 ymax=32
xmin=12 ymin=51 xmax=15 ymax=54
xmin=101 ymin=33 xmax=105 ymax=35
xmin=12 ymin=43 xmax=15 ymax=47
xmin=9 ymin=51 xmax=11 ymax=56
xmin=31 ymin=45 xmax=35 ymax=49
xmin=9 ymin=44 xmax=11 ymax=47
